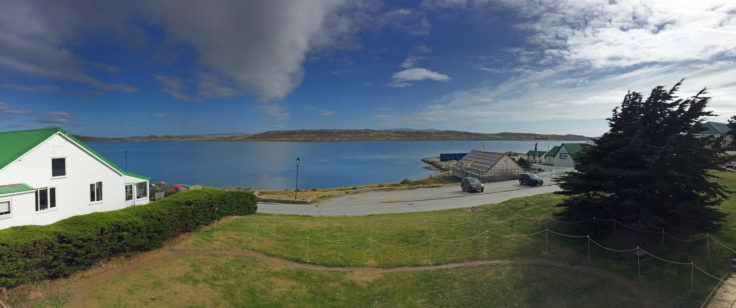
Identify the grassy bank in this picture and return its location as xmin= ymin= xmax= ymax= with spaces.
xmin=7 ymin=171 xmax=736 ymax=307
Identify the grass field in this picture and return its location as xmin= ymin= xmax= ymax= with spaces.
xmin=6 ymin=170 xmax=736 ymax=307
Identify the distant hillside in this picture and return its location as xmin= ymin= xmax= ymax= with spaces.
xmin=77 ymin=129 xmax=589 ymax=142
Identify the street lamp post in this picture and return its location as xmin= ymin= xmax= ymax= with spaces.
xmin=295 ymin=157 xmax=300 ymax=200
xmin=125 ymin=150 xmax=128 ymax=172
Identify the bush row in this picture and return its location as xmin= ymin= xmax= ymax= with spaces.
xmin=0 ymin=189 xmax=257 ymax=289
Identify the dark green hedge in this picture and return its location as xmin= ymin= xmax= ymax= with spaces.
xmin=0 ymin=189 xmax=257 ymax=289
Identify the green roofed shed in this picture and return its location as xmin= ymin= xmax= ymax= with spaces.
xmin=0 ymin=183 xmax=35 ymax=195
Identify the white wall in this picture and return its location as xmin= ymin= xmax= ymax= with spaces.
xmin=0 ymin=133 xmax=148 ymax=229
xmin=553 ymin=146 xmax=575 ymax=168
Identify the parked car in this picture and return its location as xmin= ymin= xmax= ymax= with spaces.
xmin=727 ymin=161 xmax=736 ymax=169
xmin=173 ymin=185 xmax=188 ymax=192
xmin=461 ymin=177 xmax=484 ymax=193
xmin=519 ymin=173 xmax=543 ymax=186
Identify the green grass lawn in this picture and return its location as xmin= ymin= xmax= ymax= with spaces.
xmin=77 ymin=255 xmax=640 ymax=308
xmin=7 ymin=170 xmax=736 ymax=307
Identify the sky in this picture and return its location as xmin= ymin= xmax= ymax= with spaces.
xmin=0 ymin=0 xmax=735 ymax=137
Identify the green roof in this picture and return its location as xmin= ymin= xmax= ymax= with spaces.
xmin=0 ymin=183 xmax=34 ymax=195
xmin=562 ymin=143 xmax=588 ymax=155
xmin=526 ymin=150 xmax=546 ymax=156
xmin=0 ymin=127 xmax=149 ymax=180
xmin=546 ymin=146 xmax=561 ymax=157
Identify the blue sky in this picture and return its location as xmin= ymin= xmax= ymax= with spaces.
xmin=1 ymin=0 xmax=735 ymax=137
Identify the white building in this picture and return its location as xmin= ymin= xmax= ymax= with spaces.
xmin=545 ymin=143 xmax=589 ymax=169
xmin=0 ymin=127 xmax=149 ymax=230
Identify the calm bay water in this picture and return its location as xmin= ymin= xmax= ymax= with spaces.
xmin=88 ymin=140 xmax=574 ymax=190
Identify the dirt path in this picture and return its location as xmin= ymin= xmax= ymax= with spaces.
xmin=67 ymin=246 xmax=661 ymax=308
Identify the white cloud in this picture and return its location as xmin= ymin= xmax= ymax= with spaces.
xmin=197 ymin=72 xmax=240 ymax=99
xmin=375 ymin=9 xmax=432 ymax=36
xmin=258 ymin=102 xmax=290 ymax=121
xmin=0 ymin=102 xmax=31 ymax=120
xmin=389 ymin=67 xmax=451 ymax=87
xmin=37 ymin=111 xmax=84 ymax=124
xmin=376 ymin=61 xmax=736 ymax=136
xmin=399 ymin=56 xmax=425 ymax=68
xmin=495 ymin=0 xmax=736 ymax=68
xmin=143 ymin=0 xmax=351 ymax=101
xmin=0 ymin=1 xmax=137 ymax=92
xmin=155 ymin=75 xmax=194 ymax=101
xmin=305 ymin=105 xmax=336 ymax=116
xmin=2 ymin=83 xmax=60 ymax=93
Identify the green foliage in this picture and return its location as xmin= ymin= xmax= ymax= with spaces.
xmin=0 ymin=190 xmax=257 ymax=289
xmin=400 ymin=178 xmax=411 ymax=184
xmin=518 ymin=157 xmax=530 ymax=168
xmin=556 ymin=81 xmax=728 ymax=235
xmin=728 ymin=115 xmax=736 ymax=147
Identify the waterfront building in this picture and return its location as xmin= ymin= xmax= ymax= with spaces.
xmin=0 ymin=127 xmax=149 ymax=230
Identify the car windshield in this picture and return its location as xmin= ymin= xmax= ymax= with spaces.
xmin=180 ymin=187 xmax=188 ymax=191
xmin=467 ymin=178 xmax=480 ymax=183
xmin=528 ymin=174 xmax=540 ymax=179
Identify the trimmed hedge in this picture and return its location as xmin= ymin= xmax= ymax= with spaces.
xmin=0 ymin=189 xmax=257 ymax=289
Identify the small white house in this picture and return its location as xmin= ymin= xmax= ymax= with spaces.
xmin=0 ymin=127 xmax=149 ymax=230
xmin=546 ymin=143 xmax=589 ymax=169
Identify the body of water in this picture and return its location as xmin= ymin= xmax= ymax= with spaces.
xmin=88 ymin=140 xmax=578 ymax=190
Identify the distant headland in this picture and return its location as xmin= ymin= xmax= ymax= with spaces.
xmin=76 ymin=129 xmax=590 ymax=142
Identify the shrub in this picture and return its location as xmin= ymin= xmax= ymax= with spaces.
xmin=400 ymin=178 xmax=411 ymax=185
xmin=0 ymin=189 xmax=257 ymax=289
xmin=310 ymin=187 xmax=318 ymax=191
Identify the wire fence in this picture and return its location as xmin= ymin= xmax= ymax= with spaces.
xmin=205 ymin=205 xmax=736 ymax=305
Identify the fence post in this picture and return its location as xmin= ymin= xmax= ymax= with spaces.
xmin=706 ymin=233 xmax=710 ymax=259
xmin=587 ymin=235 xmax=590 ymax=263
xmin=661 ymin=228 xmax=665 ymax=249
xmin=545 ymin=228 xmax=548 ymax=255
xmin=428 ymin=237 xmax=434 ymax=265
xmin=370 ymin=237 xmax=374 ymax=260
xmin=690 ymin=262 xmax=694 ymax=291
xmin=637 ymin=245 xmax=641 ymax=277
xmin=306 ymin=236 xmax=310 ymax=261
xmin=613 ymin=219 xmax=617 ymax=237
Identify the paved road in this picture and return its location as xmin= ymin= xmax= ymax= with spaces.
xmin=257 ymin=181 xmax=561 ymax=216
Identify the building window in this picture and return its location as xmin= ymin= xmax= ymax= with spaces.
xmin=136 ymin=182 xmax=148 ymax=199
xmin=125 ymin=184 xmax=133 ymax=201
xmin=36 ymin=188 xmax=56 ymax=211
xmin=90 ymin=181 xmax=102 ymax=202
xmin=52 ymin=158 xmax=66 ymax=177
xmin=0 ymin=201 xmax=9 ymax=216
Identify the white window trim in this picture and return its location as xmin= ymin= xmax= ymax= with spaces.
xmin=51 ymin=157 xmax=67 ymax=179
xmin=36 ymin=187 xmax=57 ymax=213
xmin=0 ymin=199 xmax=11 ymax=219
xmin=135 ymin=181 xmax=149 ymax=200
xmin=125 ymin=183 xmax=134 ymax=201
xmin=90 ymin=181 xmax=103 ymax=205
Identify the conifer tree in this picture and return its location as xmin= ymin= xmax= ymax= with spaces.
xmin=555 ymin=81 xmax=728 ymax=235
xmin=727 ymin=115 xmax=736 ymax=147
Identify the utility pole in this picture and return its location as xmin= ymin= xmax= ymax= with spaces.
xmin=295 ymin=157 xmax=300 ymax=200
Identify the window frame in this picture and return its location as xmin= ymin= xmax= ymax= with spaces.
xmin=125 ymin=184 xmax=133 ymax=201
xmin=51 ymin=157 xmax=67 ymax=178
xmin=0 ymin=200 xmax=10 ymax=218
xmin=90 ymin=181 xmax=103 ymax=204
xmin=35 ymin=187 xmax=57 ymax=212
xmin=136 ymin=182 xmax=148 ymax=199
